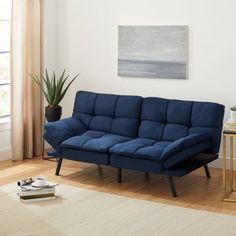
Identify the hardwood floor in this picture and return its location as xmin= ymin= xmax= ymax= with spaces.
xmin=0 ymin=156 xmax=236 ymax=216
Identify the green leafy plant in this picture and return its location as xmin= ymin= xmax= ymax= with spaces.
xmin=230 ymin=106 xmax=236 ymax=112
xmin=31 ymin=69 xmax=79 ymax=107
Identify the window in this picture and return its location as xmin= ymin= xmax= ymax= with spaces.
xmin=0 ymin=0 xmax=11 ymax=119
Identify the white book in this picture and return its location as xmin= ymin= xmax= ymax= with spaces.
xmin=20 ymin=196 xmax=56 ymax=203
xmin=224 ymin=126 xmax=236 ymax=130
xmin=224 ymin=129 xmax=236 ymax=133
xmin=17 ymin=181 xmax=58 ymax=191
xmin=17 ymin=186 xmax=55 ymax=196
xmin=225 ymin=120 xmax=236 ymax=126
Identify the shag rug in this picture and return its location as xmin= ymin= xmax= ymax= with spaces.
xmin=0 ymin=184 xmax=236 ymax=236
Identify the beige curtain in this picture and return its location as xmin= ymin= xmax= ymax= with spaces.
xmin=11 ymin=0 xmax=44 ymax=160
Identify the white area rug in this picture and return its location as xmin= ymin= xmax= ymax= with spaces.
xmin=0 ymin=184 xmax=236 ymax=236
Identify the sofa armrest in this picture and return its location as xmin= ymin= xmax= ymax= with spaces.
xmin=43 ymin=117 xmax=87 ymax=153
xmin=160 ymin=133 xmax=210 ymax=161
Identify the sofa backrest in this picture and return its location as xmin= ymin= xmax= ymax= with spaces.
xmin=73 ymin=91 xmax=142 ymax=138
xmin=138 ymin=97 xmax=225 ymax=153
xmin=72 ymin=91 xmax=224 ymax=154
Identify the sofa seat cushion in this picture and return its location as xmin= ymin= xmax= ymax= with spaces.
xmin=110 ymin=134 xmax=212 ymax=168
xmin=61 ymin=130 xmax=131 ymax=153
xmin=110 ymin=138 xmax=172 ymax=161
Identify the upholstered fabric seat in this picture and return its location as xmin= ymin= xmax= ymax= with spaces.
xmin=62 ymin=130 xmax=131 ymax=153
xmin=110 ymin=133 xmax=211 ymax=166
xmin=110 ymin=138 xmax=171 ymax=161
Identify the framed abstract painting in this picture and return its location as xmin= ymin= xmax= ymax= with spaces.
xmin=118 ymin=25 xmax=188 ymax=79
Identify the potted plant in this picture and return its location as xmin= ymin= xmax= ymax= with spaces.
xmin=230 ymin=106 xmax=236 ymax=122
xmin=31 ymin=69 xmax=79 ymax=122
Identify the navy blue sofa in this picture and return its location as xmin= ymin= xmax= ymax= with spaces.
xmin=44 ymin=91 xmax=225 ymax=197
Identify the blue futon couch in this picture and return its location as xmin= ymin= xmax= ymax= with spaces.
xmin=44 ymin=91 xmax=225 ymax=197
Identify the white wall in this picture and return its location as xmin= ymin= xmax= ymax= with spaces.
xmin=56 ymin=0 xmax=87 ymax=117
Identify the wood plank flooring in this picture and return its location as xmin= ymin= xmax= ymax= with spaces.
xmin=0 ymin=157 xmax=236 ymax=216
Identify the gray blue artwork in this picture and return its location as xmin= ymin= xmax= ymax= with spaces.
xmin=118 ymin=26 xmax=188 ymax=79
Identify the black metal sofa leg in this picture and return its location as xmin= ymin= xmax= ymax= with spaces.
xmin=204 ymin=164 xmax=211 ymax=179
xmin=167 ymin=176 xmax=177 ymax=197
xmin=55 ymin=157 xmax=63 ymax=176
xmin=117 ymin=168 xmax=122 ymax=183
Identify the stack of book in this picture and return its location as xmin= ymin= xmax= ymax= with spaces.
xmin=224 ymin=121 xmax=236 ymax=133
xmin=17 ymin=180 xmax=58 ymax=202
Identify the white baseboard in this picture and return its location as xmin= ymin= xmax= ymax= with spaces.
xmin=0 ymin=148 xmax=12 ymax=161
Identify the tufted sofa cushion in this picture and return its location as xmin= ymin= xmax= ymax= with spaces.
xmin=160 ymin=133 xmax=210 ymax=161
xmin=110 ymin=133 xmax=211 ymax=165
xmin=72 ymin=91 xmax=142 ymax=138
xmin=110 ymin=138 xmax=171 ymax=161
xmin=62 ymin=130 xmax=130 ymax=153
xmin=139 ymin=97 xmax=224 ymax=153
